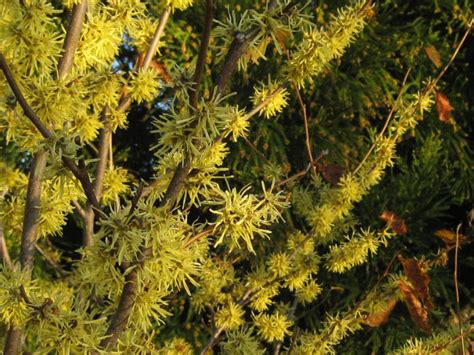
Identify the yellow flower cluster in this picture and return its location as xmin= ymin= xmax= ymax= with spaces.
xmin=251 ymin=79 xmax=289 ymax=119
xmin=287 ymin=1 xmax=371 ymax=87
xmin=168 ymin=0 xmax=194 ymax=11
xmin=101 ymin=167 xmax=130 ymax=203
xmin=254 ymin=312 xmax=292 ymax=342
xmin=215 ymin=302 xmax=245 ymax=330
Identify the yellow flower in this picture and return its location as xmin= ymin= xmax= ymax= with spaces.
xmin=254 ymin=312 xmax=292 ymax=342
xmin=168 ymin=0 xmax=194 ymax=11
xmin=267 ymin=252 xmax=290 ymax=277
xmin=101 ymin=167 xmax=129 ymax=203
xmin=296 ymin=280 xmax=322 ymax=305
xmin=251 ymin=79 xmax=289 ymax=119
xmin=226 ymin=106 xmax=249 ymax=141
xmin=215 ymin=302 xmax=245 ymax=330
xmin=129 ymin=68 xmax=160 ymax=104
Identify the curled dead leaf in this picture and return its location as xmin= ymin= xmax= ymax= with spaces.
xmin=319 ymin=163 xmax=344 ymax=186
xmin=435 ymin=91 xmax=454 ymax=123
xmin=363 ymin=298 xmax=397 ymax=327
xmin=380 ymin=210 xmax=407 ymax=235
xmin=424 ymin=46 xmax=442 ymax=68
xmin=434 ymin=229 xmax=468 ymax=245
xmin=398 ymin=255 xmax=432 ymax=308
xmin=399 ymin=281 xmax=432 ymax=334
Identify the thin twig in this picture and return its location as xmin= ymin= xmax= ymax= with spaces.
xmin=427 ymin=19 xmax=474 ymax=93
xmin=201 ymin=239 xmax=315 ymax=354
xmin=454 ymin=223 xmax=465 ymax=354
xmin=274 ymin=298 xmax=298 ymax=355
xmin=141 ymin=8 xmax=171 ymax=70
xmin=0 ymin=53 xmax=100 ymax=209
xmin=318 ymin=250 xmax=401 ymax=344
xmin=71 ymin=200 xmax=86 ymax=218
xmin=117 ymin=7 xmax=172 ymax=113
xmin=0 ymin=222 xmax=12 ymax=269
xmin=57 ymin=1 xmax=88 ymax=79
xmin=128 ymin=181 xmax=145 ymax=217
xmin=201 ymin=325 xmax=225 ymax=355
xmin=353 ymin=67 xmax=412 ymax=175
xmin=353 ymin=19 xmax=472 ymax=180
xmin=294 ymin=84 xmax=316 ymax=176
xmin=275 ymin=151 xmax=327 ymax=188
xmin=35 ymin=244 xmax=68 ymax=277
xmin=244 ymin=136 xmax=270 ymax=163
xmin=182 ymin=227 xmax=213 ymax=249
xmin=100 ymin=2 xmax=216 ymax=350
xmin=247 ymin=83 xmax=288 ymax=119
xmin=431 ymin=326 xmax=474 ymax=354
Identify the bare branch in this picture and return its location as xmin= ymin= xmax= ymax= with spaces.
xmin=3 ymin=329 xmax=22 ymax=355
xmin=189 ymin=0 xmax=216 ymax=108
xmin=19 ymin=151 xmax=48 ymax=274
xmin=353 ymin=67 xmax=412 ymax=175
xmin=2 ymin=4 xmax=89 ymax=351
xmin=294 ymin=85 xmax=316 ymax=176
xmin=117 ymin=7 xmax=172 ymax=113
xmin=57 ymin=1 xmax=89 ymax=79
xmin=84 ymin=7 xmax=173 ymax=245
xmin=161 ymin=0 xmax=216 ymax=208
xmin=35 ymin=243 xmax=68 ymax=277
xmin=98 ymin=269 xmax=138 ymax=349
xmin=454 ymin=224 xmax=465 ymax=354
xmin=0 ymin=222 xmax=12 ymax=269
xmin=216 ymin=1 xmax=298 ymax=95
xmin=71 ymin=200 xmax=85 ymax=218
xmin=4 ymin=149 xmax=48 ymax=355
xmin=0 ymin=53 xmax=100 ymax=209
xmin=98 ymin=4 xmax=185 ymax=349
xmin=83 ymin=118 xmax=111 ymax=246
xmin=0 ymin=53 xmax=52 ymax=139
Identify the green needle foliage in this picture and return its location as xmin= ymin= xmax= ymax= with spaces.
xmin=0 ymin=0 xmax=473 ymax=353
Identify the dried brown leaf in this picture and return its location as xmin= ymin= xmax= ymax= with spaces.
xmin=398 ymin=255 xmax=432 ymax=309
xmin=363 ymin=298 xmax=397 ymax=327
xmin=399 ymin=281 xmax=432 ymax=334
xmin=434 ymin=229 xmax=468 ymax=245
xmin=319 ymin=163 xmax=344 ymax=186
xmin=436 ymin=91 xmax=454 ymax=123
xmin=380 ymin=211 xmax=407 ymax=235
xmin=424 ymin=46 xmax=442 ymax=68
